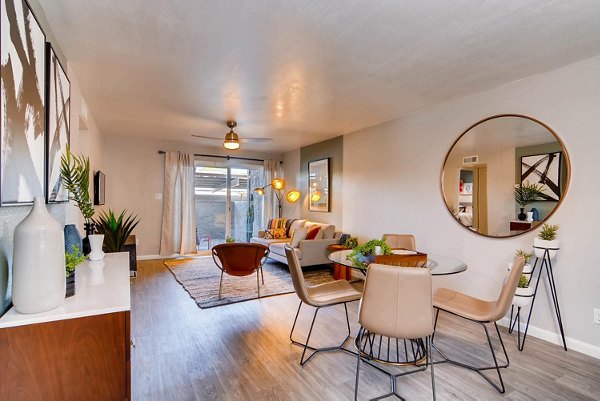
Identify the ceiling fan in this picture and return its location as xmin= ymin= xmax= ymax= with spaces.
xmin=192 ymin=121 xmax=273 ymax=150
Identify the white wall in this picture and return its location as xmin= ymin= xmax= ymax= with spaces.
xmin=343 ymin=55 xmax=600 ymax=356
xmin=100 ymin=134 xmax=280 ymax=257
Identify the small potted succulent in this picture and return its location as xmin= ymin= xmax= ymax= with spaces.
xmin=534 ymin=223 xmax=559 ymax=259
xmin=513 ymin=274 xmax=535 ymax=307
xmin=65 ymin=245 xmax=86 ymax=298
xmin=514 ymin=249 xmax=534 ymax=274
xmin=225 ymin=236 xmax=235 ymax=243
xmin=346 ymin=239 xmax=393 ymax=268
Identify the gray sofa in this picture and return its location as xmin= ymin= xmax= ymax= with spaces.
xmin=250 ymin=220 xmax=340 ymax=267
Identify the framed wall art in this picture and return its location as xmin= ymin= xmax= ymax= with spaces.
xmin=520 ymin=151 xmax=562 ymax=202
xmin=308 ymin=158 xmax=330 ymax=212
xmin=1 ymin=0 xmax=47 ymax=205
xmin=45 ymin=43 xmax=70 ymax=203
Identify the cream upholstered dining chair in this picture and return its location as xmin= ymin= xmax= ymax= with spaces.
xmin=381 ymin=234 xmax=416 ymax=250
xmin=432 ymin=256 xmax=525 ymax=393
xmin=355 ymin=263 xmax=436 ymax=401
xmin=284 ymin=245 xmax=362 ymax=366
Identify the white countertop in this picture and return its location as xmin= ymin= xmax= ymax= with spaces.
xmin=0 ymin=252 xmax=131 ymax=329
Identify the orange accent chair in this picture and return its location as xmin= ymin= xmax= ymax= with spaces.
xmin=212 ymin=243 xmax=269 ymax=298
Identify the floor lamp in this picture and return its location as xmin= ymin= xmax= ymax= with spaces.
xmin=254 ymin=178 xmax=300 ymax=218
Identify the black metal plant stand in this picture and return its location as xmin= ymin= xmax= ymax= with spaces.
xmin=508 ymin=246 xmax=566 ymax=352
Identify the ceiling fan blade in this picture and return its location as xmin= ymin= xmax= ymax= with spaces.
xmin=191 ymin=135 xmax=222 ymax=140
xmin=239 ymin=138 xmax=273 ymax=143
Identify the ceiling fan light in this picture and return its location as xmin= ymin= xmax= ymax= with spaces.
xmin=223 ymin=130 xmax=240 ymax=150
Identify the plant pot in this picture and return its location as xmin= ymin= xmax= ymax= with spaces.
xmin=526 ymin=212 xmax=534 ymax=222
xmin=66 ymin=271 xmax=76 ymax=298
xmin=88 ymin=234 xmax=105 ymax=261
xmin=12 ymin=197 xmax=65 ymax=314
xmin=534 ymin=237 xmax=559 ymax=259
xmin=514 ymin=286 xmax=535 ymax=307
xmin=508 ymin=262 xmax=533 ymax=274
xmin=82 ymin=222 xmax=96 ymax=254
xmin=374 ymin=246 xmax=382 ymax=255
xmin=517 ymin=208 xmax=527 ymax=221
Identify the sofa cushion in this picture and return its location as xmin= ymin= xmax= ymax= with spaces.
xmin=251 ymin=237 xmax=288 ymax=247
xmin=265 ymin=227 xmax=287 ymax=239
xmin=290 ymin=227 xmax=308 ymax=247
xmin=320 ymin=225 xmax=335 ymax=239
xmin=270 ymin=242 xmax=302 ymax=259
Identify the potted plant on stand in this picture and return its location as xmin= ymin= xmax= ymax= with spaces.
xmin=513 ymin=182 xmax=543 ymax=221
xmin=60 ymin=146 xmax=96 ymax=254
xmin=534 ymin=223 xmax=559 ymax=259
xmin=513 ymin=274 xmax=535 ymax=307
xmin=514 ymin=249 xmax=534 ymax=274
xmin=65 ymin=245 xmax=86 ymax=297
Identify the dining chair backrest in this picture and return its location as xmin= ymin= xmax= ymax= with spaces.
xmin=491 ymin=255 xmax=525 ymax=322
xmin=359 ymin=263 xmax=433 ymax=339
xmin=381 ymin=234 xmax=416 ymax=251
xmin=284 ymin=245 xmax=313 ymax=305
xmin=212 ymin=243 xmax=268 ymax=277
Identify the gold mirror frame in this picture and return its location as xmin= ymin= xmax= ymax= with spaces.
xmin=440 ymin=114 xmax=571 ymax=238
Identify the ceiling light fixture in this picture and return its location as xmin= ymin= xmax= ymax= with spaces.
xmin=223 ymin=121 xmax=240 ymax=150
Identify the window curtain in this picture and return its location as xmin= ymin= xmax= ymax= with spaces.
xmin=160 ymin=152 xmax=196 ymax=256
xmin=263 ymin=159 xmax=281 ymax=226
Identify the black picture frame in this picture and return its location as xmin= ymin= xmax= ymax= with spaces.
xmin=0 ymin=0 xmax=47 ymax=206
xmin=520 ymin=151 xmax=562 ymax=202
xmin=94 ymin=171 xmax=105 ymax=206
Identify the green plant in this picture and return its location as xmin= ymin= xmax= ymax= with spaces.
xmin=346 ymin=239 xmax=393 ymax=268
xmin=225 ymin=236 xmax=235 ymax=243
xmin=515 ymin=249 xmax=533 ymax=263
xmin=65 ymin=246 xmax=86 ymax=277
xmin=518 ymin=274 xmax=530 ymax=288
xmin=538 ymin=223 xmax=559 ymax=241
xmin=93 ymin=209 xmax=140 ymax=252
xmin=343 ymin=236 xmax=358 ymax=249
xmin=514 ymin=182 xmax=544 ymax=208
xmin=60 ymin=145 xmax=95 ymax=223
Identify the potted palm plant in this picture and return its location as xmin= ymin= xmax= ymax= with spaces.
xmin=60 ymin=146 xmax=96 ymax=253
xmin=93 ymin=209 xmax=140 ymax=252
xmin=534 ymin=223 xmax=559 ymax=259
xmin=513 ymin=182 xmax=543 ymax=221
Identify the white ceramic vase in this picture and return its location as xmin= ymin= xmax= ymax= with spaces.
xmin=526 ymin=212 xmax=534 ymax=222
xmin=534 ymin=237 xmax=559 ymax=259
xmin=374 ymin=246 xmax=382 ymax=255
xmin=88 ymin=234 xmax=105 ymax=261
xmin=12 ymin=197 xmax=65 ymax=314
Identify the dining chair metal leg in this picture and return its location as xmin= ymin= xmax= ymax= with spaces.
xmin=290 ymin=302 xmax=353 ymax=366
xmin=431 ymin=310 xmax=509 ymax=394
xmin=218 ymin=270 xmax=224 ymax=298
xmin=260 ymin=266 xmax=265 ymax=284
xmin=429 ymin=336 xmax=436 ymax=401
xmin=256 ymin=269 xmax=261 ymax=298
xmin=355 ymin=327 xmax=364 ymax=401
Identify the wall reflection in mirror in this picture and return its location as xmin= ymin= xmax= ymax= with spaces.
xmin=441 ymin=115 xmax=570 ymax=238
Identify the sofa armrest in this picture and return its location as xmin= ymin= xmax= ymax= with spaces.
xmin=257 ymin=230 xmax=266 ymax=238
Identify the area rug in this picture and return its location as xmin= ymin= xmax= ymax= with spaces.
xmin=163 ymin=256 xmax=336 ymax=309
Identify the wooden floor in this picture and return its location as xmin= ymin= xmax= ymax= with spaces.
xmin=132 ymin=259 xmax=600 ymax=401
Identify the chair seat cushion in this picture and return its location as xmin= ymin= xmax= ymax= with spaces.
xmin=307 ymin=280 xmax=362 ymax=307
xmin=433 ymin=288 xmax=496 ymax=322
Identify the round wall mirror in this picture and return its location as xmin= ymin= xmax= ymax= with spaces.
xmin=441 ymin=114 xmax=570 ymax=238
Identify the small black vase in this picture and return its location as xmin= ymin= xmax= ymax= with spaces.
xmin=66 ymin=271 xmax=76 ymax=298
xmin=82 ymin=222 xmax=96 ymax=254
xmin=517 ymin=208 xmax=527 ymax=221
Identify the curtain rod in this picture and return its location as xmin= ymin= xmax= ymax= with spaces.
xmin=157 ymin=150 xmax=282 ymax=164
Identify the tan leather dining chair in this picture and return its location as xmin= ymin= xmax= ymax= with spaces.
xmin=212 ymin=243 xmax=269 ymax=298
xmin=432 ymin=256 xmax=525 ymax=393
xmin=284 ymin=245 xmax=362 ymax=366
xmin=355 ymin=263 xmax=436 ymax=400
xmin=382 ymin=234 xmax=416 ymax=250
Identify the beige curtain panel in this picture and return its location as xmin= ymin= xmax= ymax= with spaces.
xmin=263 ymin=159 xmax=281 ymax=225
xmin=160 ymin=152 xmax=196 ymax=256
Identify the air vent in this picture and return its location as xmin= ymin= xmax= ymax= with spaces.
xmin=463 ymin=155 xmax=479 ymax=164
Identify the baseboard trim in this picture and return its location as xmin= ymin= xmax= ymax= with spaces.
xmin=137 ymin=254 xmax=163 ymax=260
xmin=498 ymin=317 xmax=600 ymax=359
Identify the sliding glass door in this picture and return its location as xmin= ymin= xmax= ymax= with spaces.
xmin=194 ymin=160 xmax=263 ymax=250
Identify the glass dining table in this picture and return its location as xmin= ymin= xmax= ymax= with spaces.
xmin=328 ymin=249 xmax=467 ymax=366
xmin=328 ymin=249 xmax=467 ymax=276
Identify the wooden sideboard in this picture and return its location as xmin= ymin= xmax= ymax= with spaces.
xmin=0 ymin=253 xmax=131 ymax=401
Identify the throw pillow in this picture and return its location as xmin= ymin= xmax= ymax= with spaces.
xmin=306 ymin=226 xmax=321 ymax=240
xmin=290 ymin=227 xmax=308 ymax=247
xmin=265 ymin=228 xmax=286 ymax=239
xmin=264 ymin=229 xmax=274 ymax=239
xmin=285 ymin=218 xmax=297 ymax=238
xmin=338 ymin=233 xmax=350 ymax=245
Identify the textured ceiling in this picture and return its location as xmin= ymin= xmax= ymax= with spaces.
xmin=39 ymin=0 xmax=600 ymax=153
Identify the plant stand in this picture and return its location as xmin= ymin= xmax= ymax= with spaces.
xmin=508 ymin=246 xmax=566 ymax=352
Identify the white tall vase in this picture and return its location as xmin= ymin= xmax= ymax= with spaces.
xmin=12 ymin=197 xmax=65 ymax=314
xmin=88 ymin=234 xmax=105 ymax=261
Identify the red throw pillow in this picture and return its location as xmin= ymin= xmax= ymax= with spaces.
xmin=306 ymin=226 xmax=321 ymax=240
